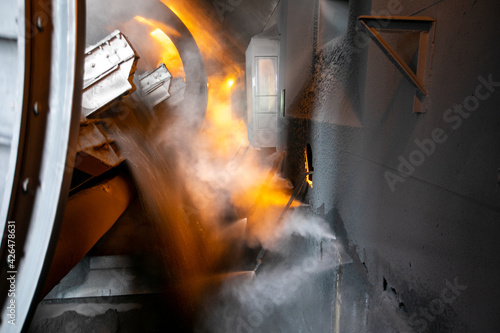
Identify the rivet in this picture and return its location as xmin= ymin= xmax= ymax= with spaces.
xmin=22 ymin=178 xmax=30 ymax=194
xmin=36 ymin=16 xmax=43 ymax=31
xmin=33 ymin=102 xmax=39 ymax=116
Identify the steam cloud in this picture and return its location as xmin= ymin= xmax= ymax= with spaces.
xmin=86 ymin=0 xmax=342 ymax=330
xmin=196 ymin=209 xmax=341 ymax=333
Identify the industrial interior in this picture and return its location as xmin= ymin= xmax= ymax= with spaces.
xmin=0 ymin=0 xmax=499 ymax=332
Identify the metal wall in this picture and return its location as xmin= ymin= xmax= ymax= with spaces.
xmin=278 ymin=0 xmax=500 ymax=331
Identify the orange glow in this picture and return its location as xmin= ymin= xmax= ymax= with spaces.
xmin=133 ymin=16 xmax=184 ymax=77
xmin=182 ymin=71 xmax=301 ymax=247
xmin=134 ymin=15 xmax=155 ymax=27
xmin=234 ymin=183 xmax=300 ymax=209
xmin=134 ymin=16 xmax=181 ymax=38
xmin=151 ymin=28 xmax=172 ymax=44
xmin=149 ymin=28 xmax=184 ymax=77
xmin=161 ymin=0 xmax=241 ymax=77
xmin=202 ymin=75 xmax=247 ymax=156
xmin=304 ymin=148 xmax=313 ymax=188
xmin=231 ymin=177 xmax=300 ymax=246
xmin=124 ymin=2 xmax=304 ymax=309
xmin=105 ymin=0 xmax=306 ymax=320
xmin=166 ymin=3 xmax=181 ymax=17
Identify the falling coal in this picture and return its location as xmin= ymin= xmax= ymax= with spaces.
xmin=85 ymin=0 xmax=342 ymax=330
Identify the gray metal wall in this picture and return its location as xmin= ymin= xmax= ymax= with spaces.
xmin=275 ymin=0 xmax=500 ymax=331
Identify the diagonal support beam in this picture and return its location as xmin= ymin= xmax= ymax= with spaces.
xmin=358 ymin=16 xmax=436 ymax=112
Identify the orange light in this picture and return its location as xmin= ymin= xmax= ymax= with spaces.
xmin=151 ymin=28 xmax=172 ymax=44
xmin=234 ymin=183 xmax=300 ymax=209
xmin=122 ymin=3 xmax=309 ymax=316
xmin=305 ymin=148 xmax=313 ymax=188
xmin=140 ymin=1 xmax=302 ymax=289
xmin=135 ymin=16 xmax=181 ymax=38
xmin=134 ymin=16 xmax=154 ymax=27
xmin=167 ymin=4 xmax=181 ymax=17
xmin=148 ymin=28 xmax=184 ymax=77
xmin=161 ymin=0 xmax=241 ymax=77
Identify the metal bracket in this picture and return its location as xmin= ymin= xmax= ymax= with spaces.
xmin=358 ymin=16 xmax=436 ymax=113
xmin=82 ymin=30 xmax=140 ymax=118
xmin=138 ymin=63 xmax=173 ymax=108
